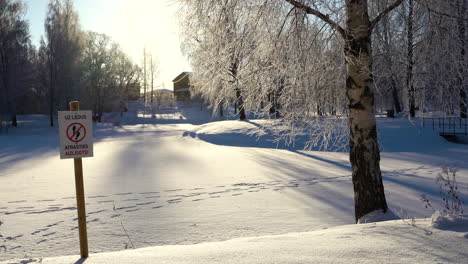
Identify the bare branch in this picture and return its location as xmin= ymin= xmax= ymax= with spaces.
xmin=370 ymin=0 xmax=404 ymax=30
xmin=284 ymin=0 xmax=347 ymax=39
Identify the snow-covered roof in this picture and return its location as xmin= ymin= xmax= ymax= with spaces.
xmin=172 ymin=72 xmax=192 ymax=83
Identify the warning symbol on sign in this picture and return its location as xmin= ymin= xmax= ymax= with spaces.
xmin=58 ymin=111 xmax=93 ymax=159
xmin=67 ymin=123 xmax=87 ymax=143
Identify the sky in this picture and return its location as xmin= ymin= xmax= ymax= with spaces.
xmin=24 ymin=0 xmax=191 ymax=91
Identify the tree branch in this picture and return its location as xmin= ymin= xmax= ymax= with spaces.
xmin=370 ymin=0 xmax=404 ymax=30
xmin=284 ymin=0 xmax=347 ymax=39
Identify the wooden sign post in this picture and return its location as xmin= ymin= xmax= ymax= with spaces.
xmin=57 ymin=101 xmax=92 ymax=258
xmin=70 ymin=101 xmax=89 ymax=258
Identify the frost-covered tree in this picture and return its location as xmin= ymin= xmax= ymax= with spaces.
xmin=181 ymin=0 xmax=405 ymax=222
xmin=0 ymin=0 xmax=31 ymax=129
xmin=81 ymin=32 xmax=113 ymax=121
xmin=82 ymin=32 xmax=139 ymax=121
xmin=180 ymin=1 xmax=269 ymax=120
xmin=414 ymin=0 xmax=467 ymax=117
xmin=43 ymin=0 xmax=83 ymax=126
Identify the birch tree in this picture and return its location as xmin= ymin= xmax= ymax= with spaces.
xmin=181 ymin=0 xmax=405 ymax=222
xmin=280 ymin=0 xmax=403 ymax=222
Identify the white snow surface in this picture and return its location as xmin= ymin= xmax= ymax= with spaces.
xmin=357 ymin=209 xmax=400 ymax=224
xmin=3 ymin=219 xmax=468 ymax=264
xmin=1 ymin=102 xmax=468 ymax=262
xmin=431 ymin=211 xmax=468 ymax=230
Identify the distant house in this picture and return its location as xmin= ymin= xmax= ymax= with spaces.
xmin=172 ymin=72 xmax=192 ymax=101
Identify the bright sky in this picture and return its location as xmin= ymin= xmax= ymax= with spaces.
xmin=24 ymin=0 xmax=191 ymax=91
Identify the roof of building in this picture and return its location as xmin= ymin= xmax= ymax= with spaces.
xmin=172 ymin=72 xmax=192 ymax=83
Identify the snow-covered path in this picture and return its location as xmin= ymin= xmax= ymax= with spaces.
xmin=1 ymin=107 xmax=467 ymax=261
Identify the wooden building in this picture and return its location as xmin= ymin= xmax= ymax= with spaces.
xmin=172 ymin=72 xmax=192 ymax=101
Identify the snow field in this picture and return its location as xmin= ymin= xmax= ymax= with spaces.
xmin=1 ymin=105 xmax=467 ymax=262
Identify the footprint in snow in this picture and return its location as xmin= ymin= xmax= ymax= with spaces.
xmin=164 ymin=189 xmax=183 ymax=192
xmin=7 ymin=200 xmax=27 ymax=204
xmin=144 ymin=195 xmax=160 ymax=199
xmin=88 ymin=195 xmax=108 ymax=199
xmin=136 ymin=201 xmax=156 ymax=206
xmin=88 ymin=210 xmax=107 ymax=215
xmin=115 ymin=206 xmax=137 ymax=210
xmin=98 ymin=200 xmax=114 ymax=204
xmin=114 ymin=192 xmax=132 ymax=196
xmin=140 ymin=191 xmax=160 ymax=195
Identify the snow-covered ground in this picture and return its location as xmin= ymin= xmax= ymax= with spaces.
xmin=3 ymin=217 xmax=468 ymax=264
xmin=1 ymin=102 xmax=467 ymax=262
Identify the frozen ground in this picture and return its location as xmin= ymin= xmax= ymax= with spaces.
xmin=1 ymin=102 xmax=467 ymax=261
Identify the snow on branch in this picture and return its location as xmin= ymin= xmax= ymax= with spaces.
xmin=370 ymin=0 xmax=404 ymax=30
xmin=284 ymin=0 xmax=347 ymax=39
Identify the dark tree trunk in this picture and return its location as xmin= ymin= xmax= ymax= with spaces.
xmin=391 ymin=78 xmax=402 ymax=113
xmin=381 ymin=15 xmax=402 ymax=113
xmin=458 ymin=0 xmax=467 ymax=118
xmin=11 ymin=113 xmax=17 ymax=127
xmin=236 ymin=87 xmax=246 ymax=120
xmin=344 ymin=0 xmax=388 ymax=222
xmin=269 ymin=92 xmax=281 ymax=117
xmin=406 ymin=0 xmax=415 ymax=118
xmin=49 ymin=57 xmax=55 ymax=127
xmin=230 ymin=59 xmax=246 ymax=121
xmin=49 ymin=82 xmax=54 ymax=127
xmin=219 ymin=100 xmax=224 ymax=117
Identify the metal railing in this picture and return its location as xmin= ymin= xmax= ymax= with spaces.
xmin=422 ymin=117 xmax=468 ymax=136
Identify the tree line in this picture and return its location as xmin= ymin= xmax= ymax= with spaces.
xmin=0 ymin=0 xmax=142 ymax=130
xmin=179 ymin=0 xmax=467 ymax=222
xmin=181 ymin=0 xmax=466 ymax=121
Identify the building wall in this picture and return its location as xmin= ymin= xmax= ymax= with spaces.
xmin=173 ymin=73 xmax=192 ymax=101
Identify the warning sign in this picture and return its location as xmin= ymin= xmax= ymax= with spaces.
xmin=58 ymin=111 xmax=93 ymax=159
xmin=67 ymin=123 xmax=87 ymax=142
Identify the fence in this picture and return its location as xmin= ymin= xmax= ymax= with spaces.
xmin=422 ymin=117 xmax=468 ymax=136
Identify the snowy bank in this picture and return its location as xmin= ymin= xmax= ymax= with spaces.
xmin=3 ymin=218 xmax=468 ymax=264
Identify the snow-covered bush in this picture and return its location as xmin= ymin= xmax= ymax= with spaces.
xmin=421 ymin=167 xmax=465 ymax=216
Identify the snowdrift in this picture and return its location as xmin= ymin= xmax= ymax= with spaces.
xmin=4 ymin=218 xmax=468 ymax=264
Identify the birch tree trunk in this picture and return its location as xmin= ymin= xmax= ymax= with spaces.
xmin=344 ymin=0 xmax=388 ymax=222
